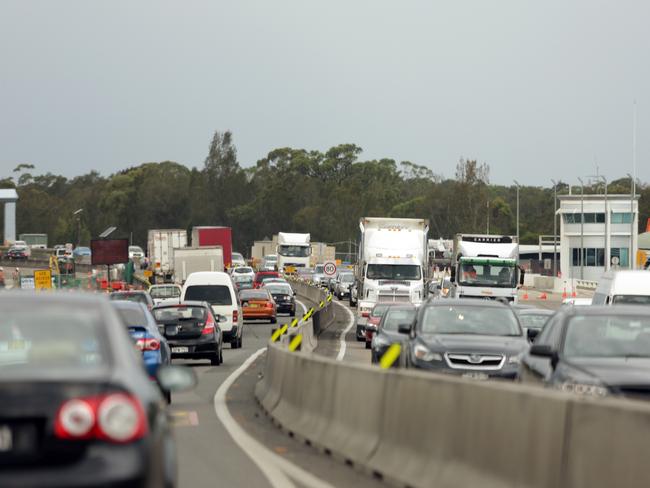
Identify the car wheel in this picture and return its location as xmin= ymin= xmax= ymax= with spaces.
xmin=365 ymin=341 xmax=371 ymax=350
xmin=219 ymin=345 xmax=224 ymax=364
xmin=211 ymin=352 xmax=220 ymax=365
xmin=356 ymin=325 xmax=365 ymax=342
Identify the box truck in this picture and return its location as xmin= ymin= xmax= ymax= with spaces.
xmin=449 ymin=234 xmax=523 ymax=303
xmin=276 ymin=232 xmax=311 ymax=271
xmin=191 ymin=226 xmax=232 ymax=268
xmin=147 ymin=229 xmax=188 ymax=282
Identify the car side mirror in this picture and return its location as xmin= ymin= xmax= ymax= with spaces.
xmin=527 ymin=328 xmax=540 ymax=342
xmin=398 ymin=323 xmax=411 ymax=335
xmin=450 ymin=268 xmax=456 ymax=283
xmin=156 ymin=365 xmax=197 ymax=393
xmin=519 ymin=268 xmax=525 ymax=286
xmin=529 ymin=344 xmax=559 ymax=368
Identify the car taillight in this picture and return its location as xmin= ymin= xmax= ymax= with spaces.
xmin=232 ymin=310 xmax=238 ymax=323
xmin=202 ymin=314 xmax=216 ymax=335
xmin=361 ymin=311 xmax=370 ymax=318
xmin=55 ymin=394 xmax=147 ymax=443
xmin=265 ymin=302 xmax=273 ymax=309
xmin=135 ymin=338 xmax=160 ymax=351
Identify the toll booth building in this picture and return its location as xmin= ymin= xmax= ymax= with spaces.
xmin=558 ymin=194 xmax=639 ymax=282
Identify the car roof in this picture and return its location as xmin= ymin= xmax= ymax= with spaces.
xmin=562 ymin=305 xmax=650 ymax=317
xmin=153 ymin=300 xmax=210 ymax=308
xmin=598 ymin=270 xmax=650 ymax=296
xmin=183 ymin=271 xmax=232 ymax=285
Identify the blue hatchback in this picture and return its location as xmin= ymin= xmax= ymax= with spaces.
xmin=113 ymin=301 xmax=171 ymax=378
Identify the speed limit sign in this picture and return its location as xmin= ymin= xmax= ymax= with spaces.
xmin=323 ymin=261 xmax=337 ymax=276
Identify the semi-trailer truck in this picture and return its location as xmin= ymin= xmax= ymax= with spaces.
xmin=191 ymin=226 xmax=232 ymax=268
xmin=276 ymin=232 xmax=311 ymax=272
xmin=147 ymin=229 xmax=188 ymax=282
xmin=449 ymin=234 xmax=523 ymax=303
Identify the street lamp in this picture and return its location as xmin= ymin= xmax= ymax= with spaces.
xmin=577 ymin=177 xmax=585 ymax=280
xmin=72 ymin=208 xmax=84 ymax=246
xmin=513 ymin=180 xmax=520 ymax=245
xmin=551 ymin=179 xmax=558 ymax=278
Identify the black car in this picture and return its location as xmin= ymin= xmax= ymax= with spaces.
xmin=515 ymin=308 xmax=554 ymax=342
xmin=5 ymin=247 xmax=28 ymax=261
xmin=520 ymin=306 xmax=650 ymax=399
xmin=402 ymin=299 xmax=529 ymax=380
xmin=152 ymin=301 xmax=224 ymax=365
xmin=371 ymin=304 xmax=416 ymax=365
xmin=263 ymin=283 xmax=296 ymax=316
xmin=0 ymin=292 xmax=195 ymax=487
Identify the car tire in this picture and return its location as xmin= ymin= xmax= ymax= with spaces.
xmin=356 ymin=325 xmax=365 ymax=342
xmin=211 ymin=350 xmax=221 ymax=365
xmin=365 ymin=341 xmax=371 ymax=350
xmin=290 ymin=309 xmax=296 ymax=317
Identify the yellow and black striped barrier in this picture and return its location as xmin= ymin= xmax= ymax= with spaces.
xmin=319 ymin=300 xmax=325 ymax=308
xmin=289 ymin=318 xmax=299 ymax=328
xmin=288 ymin=333 xmax=302 ymax=351
xmin=271 ymin=324 xmax=289 ymax=342
xmin=379 ymin=343 xmax=402 ymax=369
xmin=327 ymin=294 xmax=333 ymax=303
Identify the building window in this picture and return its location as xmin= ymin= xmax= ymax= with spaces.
xmin=563 ymin=213 xmax=605 ymax=224
xmin=611 ymin=248 xmax=629 ymax=267
xmin=611 ymin=213 xmax=633 ymax=224
xmin=571 ymin=248 xmax=605 ymax=267
xmin=571 ymin=248 xmax=581 ymax=266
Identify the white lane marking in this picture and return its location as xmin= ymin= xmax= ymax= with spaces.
xmin=332 ymin=300 xmax=355 ymax=362
xmin=214 ymin=347 xmax=336 ymax=488
xmin=295 ymin=299 xmax=308 ymax=318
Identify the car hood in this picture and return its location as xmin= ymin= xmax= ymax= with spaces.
xmin=420 ymin=333 xmax=528 ymax=354
xmin=566 ymin=357 xmax=650 ymax=387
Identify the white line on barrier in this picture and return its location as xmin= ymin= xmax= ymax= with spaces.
xmin=332 ymin=300 xmax=355 ymax=362
xmin=214 ymin=347 xmax=336 ymax=488
xmin=295 ymin=299 xmax=308 ymax=319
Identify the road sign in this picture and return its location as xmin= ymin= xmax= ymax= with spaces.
xmin=34 ymin=269 xmax=52 ymax=290
xmin=323 ymin=261 xmax=337 ymax=276
xmin=20 ymin=276 xmax=35 ymax=290
xmin=143 ymin=270 xmax=153 ymax=278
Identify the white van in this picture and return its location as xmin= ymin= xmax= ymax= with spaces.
xmin=592 ymin=270 xmax=650 ymax=306
xmin=181 ymin=272 xmax=244 ymax=348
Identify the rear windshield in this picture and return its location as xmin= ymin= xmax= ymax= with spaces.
xmin=518 ymin=313 xmax=551 ymax=330
xmin=184 ymin=285 xmax=232 ymax=305
xmin=0 ymin=306 xmax=108 ymax=373
xmin=149 ymin=286 xmax=181 ymax=299
xmin=266 ymin=285 xmax=292 ymax=295
xmin=240 ymin=290 xmax=270 ymax=300
xmin=382 ymin=308 xmax=416 ymax=331
xmin=109 ymin=293 xmax=148 ymax=304
xmin=233 ymin=267 xmax=253 ymax=274
xmin=371 ymin=303 xmax=392 ymax=318
xmin=257 ymin=274 xmax=279 ymax=282
xmin=153 ymin=306 xmax=207 ymax=322
xmin=116 ymin=306 xmax=148 ymax=327
xmin=612 ymin=295 xmax=650 ymax=305
xmin=340 ymin=274 xmax=354 ymax=283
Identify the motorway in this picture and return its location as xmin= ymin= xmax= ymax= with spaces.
xmin=170 ymin=298 xmax=380 ymax=488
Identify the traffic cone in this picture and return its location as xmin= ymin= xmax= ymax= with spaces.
xmin=572 ymin=289 xmax=577 ymax=298
xmin=522 ymin=288 xmax=529 ymax=300
xmin=539 ymin=292 xmax=548 ymax=300
xmin=562 ymin=287 xmax=567 ymax=299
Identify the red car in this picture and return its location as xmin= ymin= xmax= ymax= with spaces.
xmin=253 ymin=271 xmax=280 ymax=288
xmin=364 ymin=302 xmax=393 ymax=349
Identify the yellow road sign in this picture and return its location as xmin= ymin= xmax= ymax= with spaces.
xmin=143 ymin=270 xmax=153 ymax=278
xmin=34 ymin=269 xmax=52 ymax=290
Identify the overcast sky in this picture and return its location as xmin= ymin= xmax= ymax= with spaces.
xmin=1 ymin=0 xmax=648 ymax=185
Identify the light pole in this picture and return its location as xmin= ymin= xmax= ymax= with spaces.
xmin=73 ymin=208 xmax=84 ymax=246
xmin=627 ymin=173 xmax=636 ymax=269
xmin=577 ymin=178 xmax=585 ymax=280
xmin=589 ymin=175 xmax=608 ymax=271
xmin=551 ymin=179 xmax=558 ymax=278
xmin=513 ymin=180 xmax=520 ymax=245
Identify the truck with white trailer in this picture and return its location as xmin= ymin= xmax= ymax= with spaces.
xmin=449 ymin=234 xmax=523 ymax=303
xmin=147 ymin=229 xmax=188 ymax=282
xmin=173 ymin=246 xmax=224 ymax=283
xmin=276 ymin=232 xmax=311 ymax=272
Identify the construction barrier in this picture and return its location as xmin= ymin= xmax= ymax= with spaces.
xmin=256 ymin=344 xmax=650 ymax=488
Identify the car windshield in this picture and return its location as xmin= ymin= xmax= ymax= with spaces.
xmin=339 ymin=274 xmax=354 ymax=283
xmin=129 ymin=246 xmax=142 ymax=253
xmin=0 ymin=305 xmax=108 ymax=373
xmin=109 ymin=293 xmax=148 ymax=304
xmin=420 ymin=305 xmax=521 ymax=336
xmin=232 ymin=253 xmax=244 ymax=261
xmin=518 ymin=313 xmax=551 ymax=330
xmin=278 ymin=245 xmax=310 ymax=257
xmin=116 ymin=306 xmax=148 ymax=327
xmin=382 ymin=308 xmax=416 ymax=331
xmin=564 ymin=315 xmax=650 ymax=358
xmin=266 ymin=285 xmax=292 ymax=295
xmin=184 ymin=285 xmax=232 ymax=305
xmin=612 ymin=295 xmax=650 ymax=305
xmin=458 ymin=261 xmax=517 ymax=287
xmin=153 ymin=306 xmax=207 ymax=322
xmin=240 ymin=290 xmax=270 ymax=301
xmin=264 ymin=255 xmax=277 ymax=262
xmin=366 ymin=264 xmax=420 ymax=280
xmin=260 ymin=275 xmax=280 ymax=282
xmin=149 ymin=286 xmax=181 ymax=299
xmin=234 ymin=267 xmax=253 ymax=274
xmin=233 ymin=275 xmax=253 ymax=283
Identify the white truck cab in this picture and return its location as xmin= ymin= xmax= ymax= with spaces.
xmin=277 ymin=233 xmax=311 ymax=272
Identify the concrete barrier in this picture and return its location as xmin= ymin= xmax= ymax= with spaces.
xmin=257 ymin=344 xmax=650 ymax=488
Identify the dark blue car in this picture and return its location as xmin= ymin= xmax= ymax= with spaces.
xmin=113 ymin=301 xmax=171 ymax=380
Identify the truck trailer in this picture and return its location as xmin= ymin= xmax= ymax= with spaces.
xmin=173 ymin=246 xmax=224 ymax=283
xmin=147 ymin=229 xmax=188 ymax=282
xmin=191 ymin=226 xmax=232 ymax=268
xmin=449 ymin=234 xmax=523 ymax=303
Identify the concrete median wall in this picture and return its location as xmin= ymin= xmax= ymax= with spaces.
xmin=256 ymin=344 xmax=650 ymax=488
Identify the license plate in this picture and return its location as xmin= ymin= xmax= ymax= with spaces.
xmin=249 ymin=304 xmax=259 ymax=308
xmin=462 ymin=372 xmax=489 ymax=381
xmin=172 ymin=347 xmax=189 ymax=353
xmin=0 ymin=425 xmax=12 ymax=452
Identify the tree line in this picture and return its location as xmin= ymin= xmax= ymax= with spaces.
xmin=2 ymin=131 xmax=648 ymax=255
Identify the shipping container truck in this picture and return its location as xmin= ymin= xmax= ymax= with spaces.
xmin=147 ymin=229 xmax=188 ymax=282
xmin=449 ymin=234 xmax=524 ymax=303
xmin=173 ymin=246 xmax=224 ymax=283
xmin=191 ymin=226 xmax=232 ymax=268
xmin=19 ymin=233 xmax=48 ymax=249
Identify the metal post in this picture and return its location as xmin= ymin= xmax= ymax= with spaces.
xmin=551 ymin=179 xmax=558 ymax=278
xmin=577 ymin=177 xmax=584 ymax=280
xmin=627 ymin=173 xmax=635 ymax=269
xmin=603 ymin=176 xmax=608 ymax=271
xmin=514 ymin=180 xmax=520 ymax=244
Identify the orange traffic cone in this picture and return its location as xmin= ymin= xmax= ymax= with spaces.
xmin=562 ymin=287 xmax=567 ymax=299
xmin=522 ymin=288 xmax=529 ymax=300
xmin=571 ymin=289 xmax=577 ymax=298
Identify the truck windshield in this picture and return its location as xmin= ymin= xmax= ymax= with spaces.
xmin=278 ymin=245 xmax=310 ymax=257
xmin=366 ymin=264 xmax=421 ymax=280
xmin=458 ymin=262 xmax=516 ymax=288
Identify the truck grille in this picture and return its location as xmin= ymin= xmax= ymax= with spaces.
xmin=379 ymin=280 xmax=410 ymax=287
xmin=444 ymin=353 xmax=505 ymax=370
xmin=378 ymin=293 xmax=411 ymax=303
